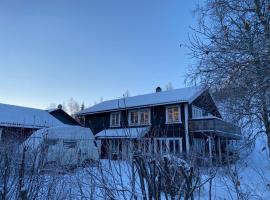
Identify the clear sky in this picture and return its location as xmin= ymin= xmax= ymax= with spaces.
xmin=0 ymin=0 xmax=201 ymax=109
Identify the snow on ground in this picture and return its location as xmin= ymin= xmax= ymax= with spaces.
xmin=43 ymin=137 xmax=270 ymax=200
xmin=198 ymin=134 xmax=270 ymax=200
xmin=3 ymin=134 xmax=270 ymax=199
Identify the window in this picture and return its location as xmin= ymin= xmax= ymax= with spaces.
xmin=169 ymin=140 xmax=174 ymax=154
xmin=140 ymin=110 xmax=150 ymax=125
xmin=129 ymin=111 xmax=139 ymax=125
xmin=166 ymin=106 xmax=181 ymax=124
xmin=110 ymin=140 xmax=119 ymax=154
xmin=155 ymin=138 xmax=182 ymax=154
xmin=63 ymin=140 xmax=77 ymax=149
xmin=129 ymin=109 xmax=151 ymax=126
xmin=44 ymin=138 xmax=59 ymax=146
xmin=192 ymin=106 xmax=203 ymax=118
xmin=110 ymin=112 xmax=121 ymax=127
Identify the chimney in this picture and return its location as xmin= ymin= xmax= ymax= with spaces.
xmin=156 ymin=86 xmax=162 ymax=93
xmin=57 ymin=104 xmax=63 ymax=109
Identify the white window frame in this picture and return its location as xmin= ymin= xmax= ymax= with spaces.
xmin=140 ymin=109 xmax=151 ymax=125
xmin=192 ymin=106 xmax=204 ymax=119
xmin=128 ymin=109 xmax=151 ymax=126
xmin=110 ymin=140 xmax=119 ymax=155
xmin=110 ymin=112 xmax=121 ymax=127
xmin=166 ymin=105 xmax=181 ymax=124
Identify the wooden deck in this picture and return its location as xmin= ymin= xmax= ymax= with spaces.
xmin=189 ymin=117 xmax=241 ymax=139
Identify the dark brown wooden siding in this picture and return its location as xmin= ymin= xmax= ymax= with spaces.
xmin=1 ymin=126 xmax=37 ymax=143
xmin=83 ymin=103 xmax=189 ymax=151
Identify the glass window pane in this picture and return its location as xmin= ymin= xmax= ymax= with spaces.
xmin=168 ymin=108 xmax=173 ymax=122
xmin=145 ymin=112 xmax=149 ymax=124
xmin=162 ymin=140 xmax=166 ymax=153
xmin=140 ymin=112 xmax=145 ymax=124
xmin=111 ymin=113 xmax=120 ymax=126
xmin=157 ymin=140 xmax=160 ymax=153
xmin=174 ymin=109 xmax=179 ymax=122
xmin=175 ymin=140 xmax=180 ymax=154
xmin=135 ymin=112 xmax=138 ymax=123
xmin=169 ymin=140 xmax=174 ymax=154
xmin=167 ymin=107 xmax=180 ymax=123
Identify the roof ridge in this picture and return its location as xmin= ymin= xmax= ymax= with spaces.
xmin=78 ymin=86 xmax=204 ymax=115
xmin=0 ymin=102 xmax=44 ymax=111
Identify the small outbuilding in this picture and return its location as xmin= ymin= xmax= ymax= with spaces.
xmin=0 ymin=103 xmax=63 ymax=143
xmin=22 ymin=125 xmax=99 ymax=167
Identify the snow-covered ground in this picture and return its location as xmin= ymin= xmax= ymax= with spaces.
xmin=42 ymin=134 xmax=270 ymax=199
xmin=2 ymin=135 xmax=270 ymax=199
xmin=199 ymin=134 xmax=270 ymax=200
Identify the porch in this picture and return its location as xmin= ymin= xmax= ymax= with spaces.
xmin=189 ymin=117 xmax=242 ymax=165
xmin=95 ymin=127 xmax=185 ymax=160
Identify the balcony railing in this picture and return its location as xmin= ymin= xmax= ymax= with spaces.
xmin=189 ymin=117 xmax=241 ymax=139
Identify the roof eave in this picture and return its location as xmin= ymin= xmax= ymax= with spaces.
xmin=77 ymin=100 xmax=189 ymax=116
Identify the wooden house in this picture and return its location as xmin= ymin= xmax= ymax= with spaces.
xmin=76 ymin=87 xmax=241 ymax=162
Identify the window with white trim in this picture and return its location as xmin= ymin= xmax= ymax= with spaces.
xmin=110 ymin=112 xmax=121 ymax=127
xmin=110 ymin=140 xmax=119 ymax=154
xmin=140 ymin=110 xmax=150 ymax=125
xmin=129 ymin=109 xmax=151 ymax=126
xmin=129 ymin=111 xmax=139 ymax=125
xmin=166 ymin=106 xmax=181 ymax=124
xmin=192 ymin=106 xmax=203 ymax=118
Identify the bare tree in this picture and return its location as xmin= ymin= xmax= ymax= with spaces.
xmin=81 ymin=102 xmax=85 ymax=111
xmin=165 ymin=82 xmax=174 ymax=91
xmin=67 ymin=98 xmax=80 ymax=116
xmin=187 ymin=0 xmax=270 ymax=154
xmin=123 ymin=90 xmax=131 ymax=98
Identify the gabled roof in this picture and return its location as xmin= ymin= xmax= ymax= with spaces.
xmin=48 ymin=108 xmax=81 ymax=126
xmin=0 ymin=103 xmax=63 ymax=129
xmin=78 ymin=86 xmax=206 ymax=115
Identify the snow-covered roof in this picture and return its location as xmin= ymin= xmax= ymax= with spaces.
xmin=0 ymin=103 xmax=63 ymax=129
xmin=95 ymin=127 xmax=151 ymax=139
xmin=78 ymin=87 xmax=205 ymax=115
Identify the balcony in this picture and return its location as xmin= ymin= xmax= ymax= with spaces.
xmin=189 ymin=117 xmax=241 ymax=139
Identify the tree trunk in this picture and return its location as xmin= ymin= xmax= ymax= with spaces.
xmin=266 ymin=126 xmax=270 ymax=157
xmin=209 ymin=178 xmax=212 ymax=200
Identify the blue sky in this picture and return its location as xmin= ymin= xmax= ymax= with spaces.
xmin=0 ymin=0 xmax=201 ymax=109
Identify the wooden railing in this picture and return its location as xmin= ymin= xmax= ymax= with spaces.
xmin=189 ymin=117 xmax=241 ymax=138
